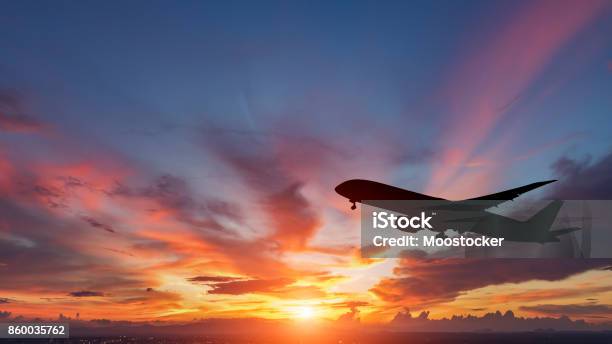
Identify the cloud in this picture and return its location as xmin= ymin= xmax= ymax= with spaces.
xmin=336 ymin=307 xmax=360 ymax=323
xmin=81 ymin=216 xmax=116 ymax=234
xmin=388 ymin=308 xmax=610 ymax=331
xmin=115 ymin=174 xmax=302 ymax=278
xmin=203 ymin=127 xmax=328 ymax=251
xmin=520 ymin=303 xmax=612 ymax=316
xmin=115 ymin=289 xmax=183 ymax=311
xmin=207 ymin=278 xmax=293 ymax=295
xmin=371 ymin=257 xmax=611 ymax=307
xmin=0 ymin=196 xmax=152 ymax=294
xmin=0 ymin=311 xmax=11 ymax=319
xmin=548 ymin=151 xmax=612 ymax=199
xmin=192 ymin=274 xmax=323 ymax=298
xmin=142 ymin=175 xmax=196 ymax=214
xmin=111 ymin=174 xmax=237 ymax=233
xmin=188 ymin=276 xmax=243 ymax=283
xmin=68 ymin=291 xmax=105 ymax=297
xmin=330 ymin=301 xmax=370 ymax=310
xmin=0 ymin=90 xmax=47 ymax=133
xmin=0 ymin=112 xmax=45 ymax=133
xmin=490 ymin=286 xmax=612 ymax=304
xmin=0 ymin=95 xmax=332 ymax=319
xmin=264 ymin=183 xmax=321 ymax=251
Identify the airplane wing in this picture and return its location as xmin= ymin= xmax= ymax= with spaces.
xmin=416 ymin=180 xmax=558 ymax=213
xmin=462 ymin=180 xmax=557 ymax=209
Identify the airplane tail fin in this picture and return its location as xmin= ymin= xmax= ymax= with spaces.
xmin=525 ymin=200 xmax=563 ymax=230
xmin=524 ymin=201 xmax=582 ymax=242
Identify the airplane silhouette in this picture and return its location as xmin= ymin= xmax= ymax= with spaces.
xmin=335 ymin=179 xmax=581 ymax=243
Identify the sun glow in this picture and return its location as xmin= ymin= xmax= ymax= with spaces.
xmin=296 ymin=306 xmax=315 ymax=319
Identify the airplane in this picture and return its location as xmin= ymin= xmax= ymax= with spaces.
xmin=335 ymin=179 xmax=581 ymax=243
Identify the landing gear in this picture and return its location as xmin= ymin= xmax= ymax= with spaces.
xmin=350 ymin=201 xmax=357 ymax=210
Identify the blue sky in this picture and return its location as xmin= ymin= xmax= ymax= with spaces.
xmin=2 ymin=1 xmax=611 ymax=198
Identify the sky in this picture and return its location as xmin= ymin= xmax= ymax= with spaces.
xmin=1 ymin=0 xmax=612 ymax=326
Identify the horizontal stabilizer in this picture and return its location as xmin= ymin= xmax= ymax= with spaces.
xmin=550 ymin=227 xmax=581 ymax=236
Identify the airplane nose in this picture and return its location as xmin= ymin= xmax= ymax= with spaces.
xmin=334 ymin=183 xmax=342 ymax=194
xmin=334 ymin=182 xmax=347 ymax=196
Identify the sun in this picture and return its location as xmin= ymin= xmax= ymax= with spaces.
xmin=295 ymin=306 xmax=315 ymax=319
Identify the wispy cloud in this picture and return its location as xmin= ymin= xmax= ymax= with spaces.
xmin=0 ymin=90 xmax=47 ymax=133
xmin=69 ymin=291 xmax=105 ymax=297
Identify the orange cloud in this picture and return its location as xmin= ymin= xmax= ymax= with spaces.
xmin=206 ymin=278 xmax=293 ymax=295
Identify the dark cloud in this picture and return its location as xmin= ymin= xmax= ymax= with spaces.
xmin=0 ymin=298 xmax=10 ymax=304
xmin=188 ymin=276 xmax=243 ymax=283
xmin=207 ymin=278 xmax=292 ymax=295
xmin=68 ymin=290 xmax=105 ymax=297
xmin=197 ymin=276 xmax=323 ymax=298
xmin=520 ymin=303 xmax=612 ymax=316
xmin=388 ymin=308 xmax=611 ymax=331
xmin=371 ymin=258 xmax=611 ymax=306
xmin=0 ymin=90 xmax=46 ymax=133
xmin=549 ymin=151 xmax=612 ymax=199
xmin=0 ymin=311 xmax=11 ymax=319
xmin=143 ymin=175 xmax=196 ymax=214
xmin=114 ymin=289 xmax=182 ymax=309
xmin=81 ymin=216 xmax=116 ymax=234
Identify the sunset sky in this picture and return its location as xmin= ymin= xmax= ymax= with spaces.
xmin=1 ymin=0 xmax=612 ymax=325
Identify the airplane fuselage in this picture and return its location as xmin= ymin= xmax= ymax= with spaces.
xmin=335 ymin=179 xmax=443 ymax=209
